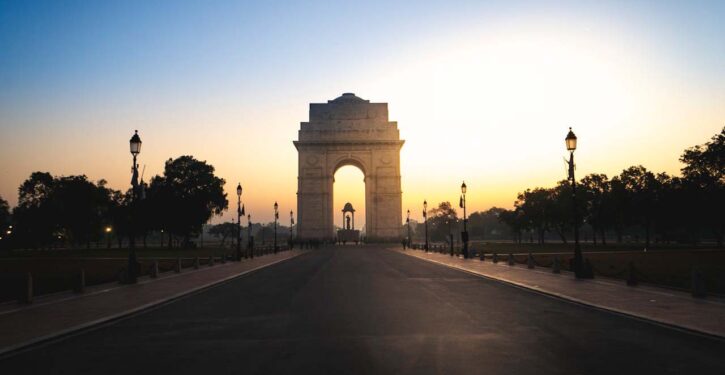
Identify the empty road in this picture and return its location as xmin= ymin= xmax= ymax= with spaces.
xmin=2 ymin=245 xmax=724 ymax=374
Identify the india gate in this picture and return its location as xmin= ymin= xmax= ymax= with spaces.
xmin=294 ymin=93 xmax=404 ymax=242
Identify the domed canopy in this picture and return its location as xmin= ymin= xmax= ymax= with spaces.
xmin=342 ymin=202 xmax=355 ymax=213
xmin=331 ymin=93 xmax=366 ymax=103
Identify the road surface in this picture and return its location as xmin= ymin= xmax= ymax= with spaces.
xmin=2 ymin=245 xmax=724 ymax=374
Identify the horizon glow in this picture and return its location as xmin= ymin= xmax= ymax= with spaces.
xmin=1 ymin=1 xmax=723 ymax=224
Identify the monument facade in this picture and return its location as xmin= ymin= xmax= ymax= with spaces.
xmin=294 ymin=93 xmax=404 ymax=242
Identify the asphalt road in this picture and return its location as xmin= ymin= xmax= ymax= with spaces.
xmin=3 ymin=246 xmax=724 ymax=374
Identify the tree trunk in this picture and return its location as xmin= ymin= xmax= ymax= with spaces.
xmin=645 ymin=219 xmax=651 ymax=248
xmin=616 ymin=227 xmax=623 ymax=243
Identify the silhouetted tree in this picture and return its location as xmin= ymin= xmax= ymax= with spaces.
xmin=13 ymin=172 xmax=58 ymax=248
xmin=618 ymin=166 xmax=659 ymax=247
xmin=11 ymin=172 xmax=113 ymax=248
xmin=0 ymin=195 xmax=9 ymax=227
xmin=148 ymin=156 xmax=228 ymax=247
xmin=579 ymin=174 xmax=610 ymax=245
xmin=209 ymin=222 xmax=237 ymax=246
xmin=514 ymin=188 xmax=550 ymax=244
xmin=428 ymin=201 xmax=458 ymax=242
xmin=498 ymin=208 xmax=526 ymax=243
xmin=680 ymin=126 xmax=724 ymax=247
xmin=468 ymin=207 xmax=508 ymax=240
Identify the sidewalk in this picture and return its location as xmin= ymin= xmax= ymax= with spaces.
xmin=396 ymin=249 xmax=725 ymax=338
xmin=0 ymin=250 xmax=307 ymax=356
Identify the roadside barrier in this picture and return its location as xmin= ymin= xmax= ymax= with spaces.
xmin=7 ymin=246 xmax=297 ymax=304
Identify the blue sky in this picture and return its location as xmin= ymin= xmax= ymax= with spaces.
xmin=1 ymin=0 xmax=724 ymax=223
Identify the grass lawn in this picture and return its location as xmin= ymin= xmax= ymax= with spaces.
xmin=420 ymin=241 xmax=725 ymax=295
xmin=0 ymin=246 xmax=255 ymax=303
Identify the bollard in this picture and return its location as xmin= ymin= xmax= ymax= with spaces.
xmin=221 ymin=255 xmax=227 ymax=264
xmin=194 ymin=257 xmax=200 ymax=269
xmin=75 ymin=269 xmax=86 ymax=293
xmin=508 ymin=253 xmax=514 ymax=266
xmin=479 ymin=251 xmax=485 ymax=261
xmin=552 ymin=257 xmax=561 ymax=274
xmin=174 ymin=258 xmax=181 ymax=273
xmin=527 ymin=253 xmax=535 ymax=269
xmin=150 ymin=261 xmax=159 ymax=278
xmin=22 ymin=272 xmax=33 ymax=304
xmin=492 ymin=253 xmax=499 ymax=264
xmin=208 ymin=256 xmax=214 ymax=266
xmin=626 ymin=261 xmax=638 ymax=286
xmin=691 ymin=267 xmax=706 ymax=298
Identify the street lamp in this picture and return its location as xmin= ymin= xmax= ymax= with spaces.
xmin=406 ymin=209 xmax=411 ymax=249
xmin=290 ymin=210 xmax=294 ymax=244
xmin=273 ymin=201 xmax=279 ymax=253
xmin=423 ymin=200 xmax=429 ymax=252
xmin=127 ymin=130 xmax=142 ymax=283
xmin=461 ymin=181 xmax=469 ymax=259
xmin=247 ymin=214 xmax=253 ymax=258
xmin=565 ymin=127 xmax=589 ymax=278
xmin=236 ymin=183 xmax=243 ymax=261
xmin=105 ymin=226 xmax=112 ymax=249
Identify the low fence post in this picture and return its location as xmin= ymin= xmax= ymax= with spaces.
xmin=527 ymin=253 xmax=535 ymax=269
xmin=507 ymin=253 xmax=514 ymax=266
xmin=479 ymin=251 xmax=485 ymax=262
xmin=150 ymin=261 xmax=159 ymax=278
xmin=492 ymin=253 xmax=499 ymax=264
xmin=22 ymin=272 xmax=33 ymax=304
xmin=194 ymin=257 xmax=200 ymax=269
xmin=208 ymin=255 xmax=214 ymax=266
xmin=626 ymin=261 xmax=638 ymax=286
xmin=221 ymin=255 xmax=226 ymax=264
xmin=552 ymin=257 xmax=561 ymax=274
xmin=691 ymin=267 xmax=706 ymax=298
xmin=174 ymin=258 xmax=182 ymax=273
xmin=76 ymin=269 xmax=86 ymax=293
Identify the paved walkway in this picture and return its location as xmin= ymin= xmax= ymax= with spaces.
xmin=0 ymin=250 xmax=306 ymax=356
xmin=397 ymin=248 xmax=725 ymax=338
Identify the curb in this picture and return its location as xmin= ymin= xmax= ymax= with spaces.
xmin=397 ymin=250 xmax=725 ymax=341
xmin=0 ymin=251 xmax=307 ymax=358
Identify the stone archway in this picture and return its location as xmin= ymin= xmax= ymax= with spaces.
xmin=294 ymin=93 xmax=404 ymax=242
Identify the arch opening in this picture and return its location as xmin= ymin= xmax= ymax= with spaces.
xmin=333 ymin=165 xmax=366 ymax=235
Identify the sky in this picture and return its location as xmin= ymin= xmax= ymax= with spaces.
xmin=1 ymin=0 xmax=724 ymax=227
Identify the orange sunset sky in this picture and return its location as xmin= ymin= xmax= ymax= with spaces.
xmin=1 ymin=1 xmax=723 ymax=227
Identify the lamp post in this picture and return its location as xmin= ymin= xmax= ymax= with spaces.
xmin=247 ymin=214 xmax=253 ymax=259
xmin=105 ymin=226 xmax=112 ymax=249
xmin=273 ymin=201 xmax=279 ymax=253
xmin=461 ymin=181 xmax=469 ymax=259
xmin=406 ymin=209 xmax=411 ymax=249
xmin=127 ymin=130 xmax=142 ymax=283
xmin=423 ymin=200 xmax=429 ymax=252
xmin=236 ymin=183 xmax=242 ymax=261
xmin=566 ymin=127 xmax=588 ymax=278
xmin=290 ymin=210 xmax=294 ymax=244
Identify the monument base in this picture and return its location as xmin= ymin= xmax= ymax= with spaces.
xmin=337 ymin=229 xmax=360 ymax=244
